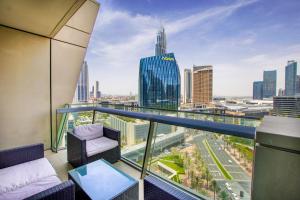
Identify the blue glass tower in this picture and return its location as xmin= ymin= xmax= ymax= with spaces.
xmin=263 ymin=70 xmax=276 ymax=98
xmin=139 ymin=53 xmax=181 ymax=110
xmin=285 ymin=60 xmax=297 ymax=96
xmin=253 ymin=81 xmax=263 ymax=100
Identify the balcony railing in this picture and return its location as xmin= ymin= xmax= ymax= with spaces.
xmin=55 ymin=104 xmax=259 ymax=200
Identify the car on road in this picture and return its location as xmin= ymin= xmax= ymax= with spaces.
xmin=232 ymin=192 xmax=239 ymax=200
xmin=228 ymin=159 xmax=232 ymax=163
xmin=225 ymin=183 xmax=232 ymax=191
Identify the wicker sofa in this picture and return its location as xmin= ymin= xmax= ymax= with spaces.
xmin=0 ymin=143 xmax=74 ymax=200
xmin=67 ymin=124 xmax=121 ymax=167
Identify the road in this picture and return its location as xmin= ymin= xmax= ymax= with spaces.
xmin=193 ymin=132 xmax=251 ymax=200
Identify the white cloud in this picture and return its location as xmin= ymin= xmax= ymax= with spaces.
xmin=86 ymin=0 xmax=261 ymax=95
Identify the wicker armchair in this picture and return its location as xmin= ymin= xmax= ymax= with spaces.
xmin=67 ymin=126 xmax=121 ymax=167
xmin=0 ymin=144 xmax=75 ymax=200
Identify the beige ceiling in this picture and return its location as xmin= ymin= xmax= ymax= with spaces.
xmin=0 ymin=0 xmax=86 ymax=38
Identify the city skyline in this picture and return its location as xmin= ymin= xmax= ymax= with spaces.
xmin=86 ymin=0 xmax=300 ymax=96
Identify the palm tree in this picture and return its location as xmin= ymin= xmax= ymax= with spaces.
xmin=212 ymin=180 xmax=217 ymax=200
xmin=205 ymin=168 xmax=210 ymax=189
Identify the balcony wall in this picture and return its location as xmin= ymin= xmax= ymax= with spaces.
xmin=0 ymin=0 xmax=99 ymax=150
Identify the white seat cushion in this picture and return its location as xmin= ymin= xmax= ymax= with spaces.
xmin=86 ymin=136 xmax=118 ymax=157
xmin=0 ymin=158 xmax=57 ymax=194
xmin=0 ymin=175 xmax=61 ymax=200
xmin=74 ymin=124 xmax=103 ymax=140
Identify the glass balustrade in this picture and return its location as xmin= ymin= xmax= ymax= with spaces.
xmin=147 ymin=123 xmax=254 ymax=200
xmin=55 ymin=104 xmax=258 ymax=200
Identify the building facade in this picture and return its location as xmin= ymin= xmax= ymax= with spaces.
xmin=183 ymin=69 xmax=192 ymax=104
xmin=273 ymin=96 xmax=300 ymax=118
xmin=253 ymin=81 xmax=263 ymax=100
xmin=75 ymin=61 xmax=89 ymax=102
xmin=192 ymin=65 xmax=213 ymax=106
xmin=155 ymin=26 xmax=167 ymax=56
xmin=139 ymin=53 xmax=181 ymax=110
xmin=263 ymin=70 xmax=277 ymax=98
xmin=90 ymin=86 xmax=94 ymax=98
xmin=296 ymin=75 xmax=300 ymax=95
xmin=109 ymin=115 xmax=172 ymax=146
xmin=285 ymin=60 xmax=297 ymax=96
xmin=0 ymin=0 xmax=99 ymax=149
xmin=95 ymin=81 xmax=101 ymax=98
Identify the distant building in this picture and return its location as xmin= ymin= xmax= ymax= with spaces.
xmin=95 ymin=81 xmax=101 ymax=98
xmin=263 ymin=70 xmax=277 ymax=98
xmin=278 ymin=88 xmax=285 ymax=96
xmin=75 ymin=61 xmax=89 ymax=102
xmin=285 ymin=60 xmax=297 ymax=96
xmin=183 ymin=69 xmax=192 ymax=104
xmin=139 ymin=53 xmax=181 ymax=110
xmin=90 ymin=86 xmax=94 ymax=98
xmin=253 ymin=81 xmax=263 ymax=100
xmin=109 ymin=115 xmax=172 ymax=146
xmin=296 ymin=75 xmax=300 ymax=95
xmin=155 ymin=26 xmax=167 ymax=56
xmin=192 ymin=65 xmax=213 ymax=106
xmin=273 ymin=96 xmax=300 ymax=118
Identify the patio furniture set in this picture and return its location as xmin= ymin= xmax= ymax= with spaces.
xmin=0 ymin=124 xmax=199 ymax=200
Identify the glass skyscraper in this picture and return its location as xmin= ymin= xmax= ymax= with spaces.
xmin=263 ymin=70 xmax=276 ymax=98
xmin=253 ymin=81 xmax=263 ymax=100
xmin=155 ymin=26 xmax=166 ymax=56
xmin=75 ymin=61 xmax=89 ymax=102
xmin=285 ymin=60 xmax=297 ymax=96
xmin=139 ymin=53 xmax=181 ymax=110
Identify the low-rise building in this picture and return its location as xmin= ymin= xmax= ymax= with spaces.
xmin=273 ymin=96 xmax=300 ymax=118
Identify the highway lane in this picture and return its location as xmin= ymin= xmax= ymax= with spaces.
xmin=193 ymin=132 xmax=251 ymax=200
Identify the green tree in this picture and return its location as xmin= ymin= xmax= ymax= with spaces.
xmin=219 ymin=190 xmax=229 ymax=200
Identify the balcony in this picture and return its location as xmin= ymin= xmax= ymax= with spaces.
xmin=48 ymin=103 xmax=299 ymax=200
xmin=1 ymin=1 xmax=300 ymax=199
xmin=52 ymin=104 xmax=255 ymax=199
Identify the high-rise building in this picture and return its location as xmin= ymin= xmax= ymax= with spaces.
xmin=296 ymin=75 xmax=300 ymax=95
xmin=139 ymin=53 xmax=181 ymax=110
xmin=95 ymin=81 xmax=101 ymax=98
xmin=90 ymin=86 xmax=94 ymax=98
xmin=285 ymin=60 xmax=297 ymax=96
xmin=155 ymin=26 xmax=167 ymax=56
xmin=273 ymin=96 xmax=300 ymax=118
xmin=183 ymin=69 xmax=192 ymax=104
xmin=192 ymin=65 xmax=213 ymax=106
xmin=253 ymin=81 xmax=263 ymax=100
xmin=75 ymin=61 xmax=89 ymax=102
xmin=263 ymin=70 xmax=276 ymax=98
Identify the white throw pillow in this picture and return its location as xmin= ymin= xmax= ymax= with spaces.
xmin=74 ymin=124 xmax=103 ymax=140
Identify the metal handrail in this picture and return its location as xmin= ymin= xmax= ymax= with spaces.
xmin=57 ymin=106 xmax=256 ymax=139
xmin=69 ymin=102 xmax=264 ymax=120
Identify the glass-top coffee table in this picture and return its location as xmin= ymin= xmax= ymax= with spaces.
xmin=68 ymin=159 xmax=138 ymax=200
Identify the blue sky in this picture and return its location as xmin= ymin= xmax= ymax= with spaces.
xmin=86 ymin=0 xmax=300 ymax=96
